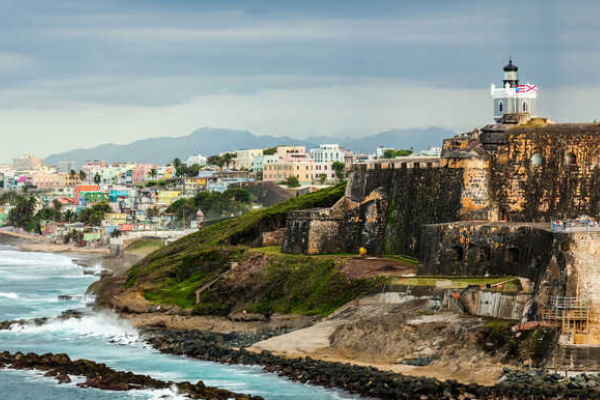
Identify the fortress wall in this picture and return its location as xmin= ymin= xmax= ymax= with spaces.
xmin=417 ymin=222 xmax=554 ymax=283
xmin=382 ymin=168 xmax=464 ymax=257
xmin=484 ymin=127 xmax=600 ymax=221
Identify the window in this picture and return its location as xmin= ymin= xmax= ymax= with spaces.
xmin=522 ymin=100 xmax=528 ymax=112
xmin=498 ymin=101 xmax=503 ymax=113
xmin=531 ymin=153 xmax=543 ymax=166
xmin=565 ymin=152 xmax=577 ymax=167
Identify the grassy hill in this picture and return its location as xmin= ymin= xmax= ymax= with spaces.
xmin=122 ymin=183 xmax=386 ymax=316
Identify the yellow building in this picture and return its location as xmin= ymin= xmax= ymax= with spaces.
xmin=264 ymin=158 xmax=313 ymax=184
xmin=103 ymin=213 xmax=127 ymax=226
xmin=158 ymin=191 xmax=181 ymax=205
xmin=184 ymin=177 xmax=207 ymax=193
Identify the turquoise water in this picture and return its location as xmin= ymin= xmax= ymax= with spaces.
xmin=0 ymin=247 xmax=353 ymax=399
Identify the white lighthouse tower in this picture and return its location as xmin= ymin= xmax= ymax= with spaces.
xmin=490 ymin=59 xmax=537 ymax=122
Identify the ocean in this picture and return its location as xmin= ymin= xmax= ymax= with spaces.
xmin=0 ymin=247 xmax=353 ymax=399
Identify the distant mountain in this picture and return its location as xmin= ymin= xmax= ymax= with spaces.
xmin=340 ymin=127 xmax=454 ymax=154
xmin=45 ymin=126 xmax=453 ymax=167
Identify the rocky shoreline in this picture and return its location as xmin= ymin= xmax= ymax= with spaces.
xmin=0 ymin=350 xmax=262 ymax=399
xmin=143 ymin=328 xmax=600 ymax=399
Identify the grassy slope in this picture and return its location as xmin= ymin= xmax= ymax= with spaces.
xmin=123 ymin=184 xmax=386 ymax=316
xmin=127 ymin=183 xmax=346 ymax=285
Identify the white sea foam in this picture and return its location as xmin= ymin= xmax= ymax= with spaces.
xmin=0 ymin=292 xmax=19 ymax=299
xmin=10 ymin=312 xmax=140 ymax=342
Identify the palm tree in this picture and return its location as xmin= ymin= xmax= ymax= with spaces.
xmin=93 ymin=173 xmax=101 ymax=185
xmin=110 ymin=229 xmax=122 ymax=238
xmin=150 ymin=168 xmax=158 ymax=180
xmin=64 ymin=209 xmax=76 ymax=224
xmin=79 ymin=170 xmax=87 ymax=182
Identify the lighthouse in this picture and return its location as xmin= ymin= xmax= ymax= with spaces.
xmin=490 ymin=59 xmax=537 ymax=122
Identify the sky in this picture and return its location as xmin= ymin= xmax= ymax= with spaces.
xmin=0 ymin=0 xmax=599 ymax=162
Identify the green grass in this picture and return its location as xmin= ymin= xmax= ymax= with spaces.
xmin=391 ymin=275 xmax=519 ymax=290
xmin=126 ymin=238 xmax=165 ymax=252
xmin=253 ymin=246 xmax=355 ymax=258
xmin=386 ymin=254 xmax=419 ymax=265
xmin=126 ymin=183 xmax=346 ymax=286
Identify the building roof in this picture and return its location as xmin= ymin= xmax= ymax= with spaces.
xmin=504 ymin=59 xmax=518 ymax=72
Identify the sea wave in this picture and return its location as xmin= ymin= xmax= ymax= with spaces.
xmin=0 ymin=292 xmax=19 ymax=299
xmin=9 ymin=312 xmax=140 ymax=343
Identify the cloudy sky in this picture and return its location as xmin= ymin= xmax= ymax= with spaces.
xmin=0 ymin=0 xmax=599 ymax=162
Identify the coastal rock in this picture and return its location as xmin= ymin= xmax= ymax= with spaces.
xmin=0 ymin=350 xmax=262 ymax=399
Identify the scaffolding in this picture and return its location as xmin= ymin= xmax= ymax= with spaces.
xmin=543 ymin=295 xmax=591 ymax=344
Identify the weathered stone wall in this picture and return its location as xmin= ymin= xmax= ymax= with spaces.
xmin=382 ymin=168 xmax=464 ymax=257
xmin=552 ymin=231 xmax=600 ymax=344
xmin=481 ymin=124 xmax=600 ymax=221
xmin=417 ymin=222 xmax=554 ymax=284
xmin=281 ymin=189 xmax=389 ymax=255
xmin=281 ymin=208 xmax=344 ymax=255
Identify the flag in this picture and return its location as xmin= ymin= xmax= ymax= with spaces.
xmin=516 ymin=84 xmax=538 ymax=93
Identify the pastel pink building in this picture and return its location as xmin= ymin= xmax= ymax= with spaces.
xmin=132 ymin=164 xmax=156 ymax=185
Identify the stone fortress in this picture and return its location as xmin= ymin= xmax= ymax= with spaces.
xmin=280 ymin=60 xmax=600 ymax=367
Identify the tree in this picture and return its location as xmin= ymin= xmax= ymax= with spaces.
xmin=283 ymin=176 xmax=300 ymax=188
xmin=64 ymin=209 xmax=76 ymax=224
xmin=110 ymin=229 xmax=122 ymax=238
xmin=332 ymin=161 xmax=346 ymax=181
xmin=173 ymin=158 xmax=185 ymax=179
xmin=263 ymin=146 xmax=277 ymax=155
xmin=146 ymin=206 xmax=160 ymax=221
xmin=93 ymin=172 xmax=101 ymax=185
xmin=78 ymin=203 xmax=111 ymax=226
xmin=69 ymin=169 xmax=78 ymax=179
xmin=8 ymin=196 xmax=37 ymax=229
xmin=224 ymin=188 xmax=252 ymax=204
xmin=319 ymin=173 xmax=327 ymax=185
xmin=207 ymin=155 xmax=225 ymax=169
xmin=149 ymin=168 xmax=158 ymax=180
xmin=52 ymin=199 xmax=63 ymax=221
xmin=79 ymin=170 xmax=87 ymax=181
xmin=222 ymin=153 xmax=236 ymax=169
xmin=394 ymin=148 xmax=413 ymax=157
xmin=186 ymin=163 xmax=201 ymax=177
xmin=383 ymin=149 xmax=395 ymax=159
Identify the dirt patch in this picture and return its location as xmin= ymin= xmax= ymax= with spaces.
xmin=340 ymin=257 xmax=416 ymax=279
xmin=250 ymin=302 xmax=506 ymax=386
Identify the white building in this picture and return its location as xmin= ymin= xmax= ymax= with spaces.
xmin=185 ymin=154 xmax=207 ymax=166
xmin=310 ymin=144 xmax=345 ymax=164
xmin=253 ymin=154 xmax=279 ymax=172
xmin=491 ymin=59 xmax=537 ymax=122
xmin=376 ymin=147 xmax=394 ymax=159
xmin=235 ymin=149 xmax=263 ymax=170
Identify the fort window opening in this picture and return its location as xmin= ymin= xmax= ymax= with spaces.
xmin=477 ymin=246 xmax=491 ymax=262
xmin=505 ymin=247 xmax=519 ymax=263
xmin=565 ymin=152 xmax=577 ymax=167
xmin=522 ymin=100 xmax=528 ymax=112
xmin=531 ymin=153 xmax=543 ymax=167
xmin=498 ymin=101 xmax=503 ymax=113
xmin=450 ymin=246 xmax=464 ymax=261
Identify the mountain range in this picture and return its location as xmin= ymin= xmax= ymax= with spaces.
xmin=45 ymin=127 xmax=454 ymax=167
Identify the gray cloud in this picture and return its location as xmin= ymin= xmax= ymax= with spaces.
xmin=0 ymin=0 xmax=598 ymax=162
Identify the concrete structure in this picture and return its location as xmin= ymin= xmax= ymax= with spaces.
xmin=276 ymin=146 xmax=306 ymax=159
xmin=264 ymin=156 xmax=314 ymax=184
xmin=58 ymin=160 xmax=77 ymax=173
xmin=235 ymin=149 xmax=263 ymax=170
xmin=310 ymin=144 xmax=345 ymax=164
xmin=13 ymin=154 xmax=44 ymax=171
